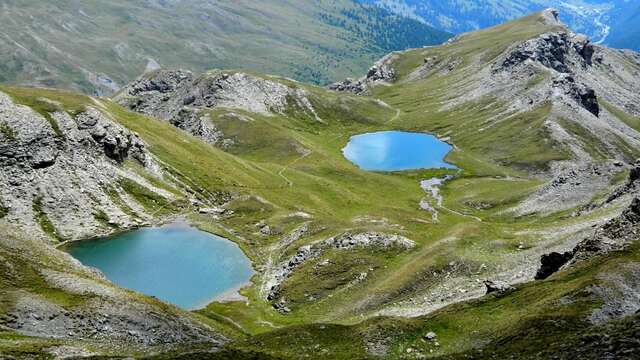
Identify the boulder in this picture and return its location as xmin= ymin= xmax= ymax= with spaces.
xmin=483 ymin=280 xmax=515 ymax=295
xmin=535 ymin=252 xmax=574 ymax=280
xmin=423 ymin=331 xmax=437 ymax=341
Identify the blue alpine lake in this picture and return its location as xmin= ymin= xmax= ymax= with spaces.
xmin=342 ymin=131 xmax=457 ymax=171
xmin=66 ymin=224 xmax=254 ymax=310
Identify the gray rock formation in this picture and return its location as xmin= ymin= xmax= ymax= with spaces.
xmin=536 ymin=193 xmax=640 ymax=281
xmin=535 ymin=252 xmax=574 ymax=280
xmin=0 ymin=91 xmax=172 ymax=241
xmin=573 ymin=197 xmax=640 ymax=262
xmin=324 ymin=231 xmax=415 ymax=250
xmin=329 ymin=53 xmax=398 ymax=95
xmin=513 ymin=161 xmax=624 ymax=216
xmin=483 ymin=280 xmax=515 ymax=295
xmin=114 ymin=69 xmax=322 ymax=144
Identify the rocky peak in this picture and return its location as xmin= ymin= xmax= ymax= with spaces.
xmin=127 ymin=69 xmax=194 ymax=96
xmin=493 ymin=28 xmax=600 ymax=117
xmin=329 ymin=53 xmax=398 ymax=95
xmin=540 ymin=8 xmax=561 ymax=26
xmin=115 ymin=69 xmax=322 ymax=144
xmin=498 ymin=31 xmax=594 ymax=74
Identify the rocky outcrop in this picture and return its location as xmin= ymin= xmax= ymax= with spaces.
xmin=498 ymin=32 xmax=595 ymax=73
xmin=329 ymin=53 xmax=398 ymax=95
xmin=483 ymin=280 xmax=515 ymax=296
xmin=513 ymin=162 xmax=622 ymax=216
xmin=264 ymin=232 xmax=414 ymax=310
xmin=494 ymin=30 xmax=600 ymax=117
xmin=573 ymin=197 xmax=640 ymax=262
xmin=535 ymin=252 xmax=574 ymax=280
xmin=536 ymin=196 xmax=640 ymax=280
xmin=0 ymin=91 xmax=170 ymax=241
xmin=500 ymin=32 xmax=573 ymax=73
xmin=115 ymin=69 xmax=322 ymax=144
xmin=607 ymin=160 xmax=640 ymax=203
xmin=324 ymin=232 xmax=415 ymax=250
xmin=551 ymin=74 xmax=599 ymax=116
xmin=126 ymin=68 xmax=193 ymax=96
xmin=75 ymin=108 xmax=151 ymax=163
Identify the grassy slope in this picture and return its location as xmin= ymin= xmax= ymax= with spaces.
xmin=208 ymin=243 xmax=640 ymax=360
xmin=0 ymin=0 xmax=450 ymax=93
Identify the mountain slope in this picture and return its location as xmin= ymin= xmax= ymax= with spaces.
xmin=0 ymin=0 xmax=450 ymax=95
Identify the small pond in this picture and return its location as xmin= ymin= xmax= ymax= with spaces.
xmin=342 ymin=131 xmax=457 ymax=171
xmin=66 ymin=224 xmax=253 ymax=310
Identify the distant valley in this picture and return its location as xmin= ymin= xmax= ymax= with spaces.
xmin=364 ymin=0 xmax=640 ymax=50
xmin=0 ymin=0 xmax=449 ymax=95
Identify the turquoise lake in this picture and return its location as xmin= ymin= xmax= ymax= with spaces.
xmin=342 ymin=131 xmax=456 ymax=171
xmin=67 ymin=225 xmax=253 ymax=310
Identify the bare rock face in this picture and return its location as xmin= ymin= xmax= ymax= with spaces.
xmin=607 ymin=160 xmax=640 ymax=203
xmin=494 ymin=31 xmax=600 ymax=117
xmin=115 ymin=69 xmax=322 ymax=144
xmin=535 ymin=252 xmax=574 ymax=280
xmin=500 ymin=32 xmax=573 ymax=73
xmin=499 ymin=32 xmax=594 ymax=73
xmin=126 ymin=68 xmax=193 ymax=96
xmin=75 ymin=108 xmax=150 ymax=163
xmin=573 ymin=197 xmax=640 ymax=262
xmin=483 ymin=280 xmax=515 ymax=295
xmin=536 ymin=196 xmax=640 ymax=280
xmin=0 ymin=91 xmax=169 ymax=241
xmin=329 ymin=53 xmax=398 ymax=95
xmin=551 ymin=74 xmax=599 ymax=117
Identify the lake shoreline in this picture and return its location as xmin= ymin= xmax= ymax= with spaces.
xmin=63 ymin=219 xmax=255 ymax=310
xmin=342 ymin=130 xmax=458 ymax=172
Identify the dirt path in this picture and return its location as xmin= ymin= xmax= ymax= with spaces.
xmin=385 ymin=108 xmax=401 ymax=124
xmin=277 ymin=150 xmax=312 ymax=187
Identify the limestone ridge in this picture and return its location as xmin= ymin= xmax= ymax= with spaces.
xmin=473 ymin=12 xmax=640 ymax=164
xmin=0 ymin=91 xmax=171 ymax=241
xmin=114 ymin=70 xmax=323 ymax=145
